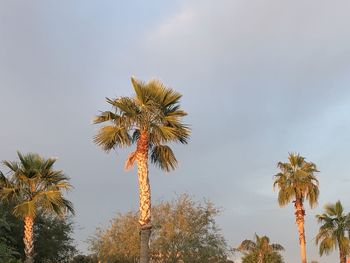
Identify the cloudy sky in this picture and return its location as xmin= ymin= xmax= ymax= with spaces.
xmin=1 ymin=1 xmax=350 ymax=262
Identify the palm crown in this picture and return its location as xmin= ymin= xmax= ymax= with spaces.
xmin=237 ymin=234 xmax=284 ymax=263
xmin=0 ymin=152 xmax=74 ymax=218
xmin=238 ymin=234 xmax=284 ymax=254
xmin=316 ymin=201 xmax=350 ymax=257
xmin=93 ymin=77 xmax=190 ymax=171
xmin=273 ymin=153 xmax=319 ymax=208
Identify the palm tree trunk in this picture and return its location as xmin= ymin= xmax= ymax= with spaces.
xmin=137 ymin=130 xmax=151 ymax=263
xmin=295 ymin=198 xmax=307 ymax=263
xmin=339 ymin=249 xmax=346 ymax=263
xmin=23 ymin=216 xmax=34 ymax=263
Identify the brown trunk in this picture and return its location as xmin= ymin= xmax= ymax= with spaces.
xmin=294 ymin=198 xmax=307 ymax=263
xmin=23 ymin=216 xmax=34 ymax=263
xmin=339 ymin=249 xmax=346 ymax=263
xmin=137 ymin=130 xmax=151 ymax=263
xmin=140 ymin=227 xmax=151 ymax=263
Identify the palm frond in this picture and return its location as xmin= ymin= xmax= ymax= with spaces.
xmin=238 ymin=240 xmax=256 ymax=252
xmin=274 ymin=153 xmax=319 ymax=208
xmin=113 ymin=97 xmax=140 ymax=117
xmin=93 ymin=126 xmax=131 ymax=151
xmin=0 ymin=152 xmax=74 ymax=219
xmin=150 ymin=145 xmax=178 ymax=172
xmin=315 ymin=200 xmax=350 ymax=257
xmin=124 ymin=151 xmax=137 ymax=171
xmin=93 ymin=77 xmax=190 ymax=172
xmin=93 ymin=110 xmax=120 ymax=124
xmin=13 ymin=200 xmax=37 ymax=218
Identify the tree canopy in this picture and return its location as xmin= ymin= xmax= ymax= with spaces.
xmin=89 ymin=194 xmax=232 ymax=263
xmin=0 ymin=203 xmax=77 ymax=262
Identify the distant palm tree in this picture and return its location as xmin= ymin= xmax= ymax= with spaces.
xmin=0 ymin=152 xmax=74 ymax=263
xmin=273 ymin=153 xmax=319 ymax=263
xmin=236 ymin=234 xmax=284 ymax=263
xmin=93 ymin=77 xmax=190 ymax=263
xmin=316 ymin=201 xmax=350 ymax=263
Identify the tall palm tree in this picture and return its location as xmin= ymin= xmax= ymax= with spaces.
xmin=93 ymin=77 xmax=190 ymax=263
xmin=273 ymin=153 xmax=319 ymax=263
xmin=0 ymin=152 xmax=74 ymax=263
xmin=315 ymin=201 xmax=350 ymax=263
xmin=236 ymin=234 xmax=285 ymax=263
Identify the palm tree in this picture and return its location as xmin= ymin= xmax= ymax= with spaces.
xmin=315 ymin=201 xmax=350 ymax=263
xmin=0 ymin=152 xmax=74 ymax=263
xmin=273 ymin=153 xmax=319 ymax=263
xmin=93 ymin=77 xmax=190 ymax=263
xmin=236 ymin=234 xmax=285 ymax=263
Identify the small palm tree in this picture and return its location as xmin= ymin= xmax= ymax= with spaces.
xmin=273 ymin=153 xmax=319 ymax=263
xmin=93 ymin=77 xmax=190 ymax=263
xmin=236 ymin=234 xmax=284 ymax=263
xmin=0 ymin=152 xmax=74 ymax=263
xmin=316 ymin=201 xmax=350 ymax=263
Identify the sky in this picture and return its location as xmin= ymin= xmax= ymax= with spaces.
xmin=1 ymin=0 xmax=350 ymax=262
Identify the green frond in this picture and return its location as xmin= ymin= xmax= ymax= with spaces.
xmin=318 ymin=237 xmax=336 ymax=255
xmin=271 ymin=243 xmax=284 ymax=251
xmin=237 ymin=234 xmax=284 ymax=259
xmin=62 ymin=198 xmax=75 ymax=215
xmin=13 ymin=200 xmax=37 ymax=218
xmin=274 ymin=153 xmax=319 ymax=208
xmin=146 ymin=79 xmax=182 ymax=108
xmin=277 ymin=185 xmax=294 ymax=207
xmin=94 ymin=77 xmax=190 ymax=171
xmin=315 ymin=200 xmax=350 ymax=257
xmin=0 ymin=186 xmax=20 ymax=204
xmin=151 ymin=124 xmax=190 ymax=145
xmin=131 ymin=77 xmax=149 ymax=105
xmin=164 ymin=105 xmax=187 ymax=117
xmin=0 ymin=152 xmax=74 ymax=219
xmin=93 ymin=125 xmax=131 ymax=151
xmin=150 ymin=145 xmax=178 ymax=172
xmin=93 ymin=111 xmax=120 ymax=124
xmin=238 ymin=240 xmax=256 ymax=252
xmin=113 ymin=97 xmax=141 ymax=117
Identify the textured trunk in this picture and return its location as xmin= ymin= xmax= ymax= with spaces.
xmin=339 ymin=249 xmax=346 ymax=263
xmin=140 ymin=227 xmax=151 ymax=263
xmin=295 ymin=198 xmax=307 ymax=263
xmin=23 ymin=216 xmax=34 ymax=263
xmin=137 ymin=130 xmax=151 ymax=263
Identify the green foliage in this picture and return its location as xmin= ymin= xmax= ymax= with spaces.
xmin=0 ymin=203 xmax=77 ymax=262
xmin=71 ymin=254 xmax=98 ymax=263
xmin=34 ymin=213 xmax=77 ymax=262
xmin=93 ymin=77 xmax=190 ymax=172
xmin=0 ymin=152 xmax=74 ymax=219
xmin=0 ymin=152 xmax=76 ymax=262
xmin=236 ymin=234 xmax=284 ymax=263
xmin=273 ymin=153 xmax=319 ymax=208
xmin=241 ymin=253 xmax=284 ymax=263
xmin=89 ymin=211 xmax=139 ymax=263
xmin=0 ymin=204 xmax=21 ymax=262
xmin=315 ymin=200 xmax=350 ymax=257
xmin=89 ymin=194 xmax=232 ymax=263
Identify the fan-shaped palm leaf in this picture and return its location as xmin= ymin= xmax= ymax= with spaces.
xmin=316 ymin=201 xmax=350 ymax=263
